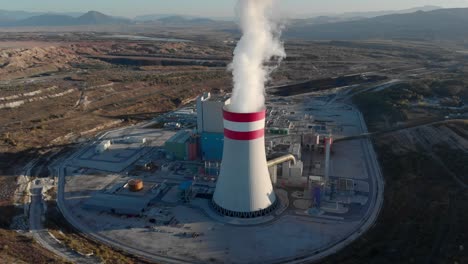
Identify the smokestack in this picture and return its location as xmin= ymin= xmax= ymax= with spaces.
xmin=212 ymin=106 xmax=277 ymax=218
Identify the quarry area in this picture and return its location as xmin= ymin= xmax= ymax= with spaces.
xmin=0 ymin=29 xmax=467 ymax=264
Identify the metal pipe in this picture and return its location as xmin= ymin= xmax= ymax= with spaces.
xmin=267 ymin=154 xmax=296 ymax=167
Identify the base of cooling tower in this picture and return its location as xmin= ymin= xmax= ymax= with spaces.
xmin=211 ymin=198 xmax=279 ymax=219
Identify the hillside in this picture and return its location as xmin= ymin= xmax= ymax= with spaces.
xmin=292 ymin=5 xmax=443 ymax=26
xmin=0 ymin=46 xmax=98 ymax=80
xmin=75 ymin=11 xmax=130 ymax=25
xmin=0 ymin=11 xmax=129 ymax=27
xmin=155 ymin=15 xmax=216 ymax=25
xmin=287 ymin=8 xmax=468 ymax=40
xmin=338 ymin=5 xmax=442 ymax=19
xmin=0 ymin=10 xmax=82 ymax=20
xmin=14 ymin=14 xmax=76 ymax=27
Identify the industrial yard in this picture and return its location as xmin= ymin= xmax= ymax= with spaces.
xmin=51 ymin=89 xmax=383 ymax=263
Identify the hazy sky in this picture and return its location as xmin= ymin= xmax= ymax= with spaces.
xmin=2 ymin=0 xmax=468 ymax=18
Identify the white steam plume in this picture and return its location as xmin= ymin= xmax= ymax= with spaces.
xmin=228 ymin=0 xmax=286 ymax=113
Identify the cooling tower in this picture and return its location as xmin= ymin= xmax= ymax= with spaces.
xmin=212 ymin=106 xmax=277 ymax=218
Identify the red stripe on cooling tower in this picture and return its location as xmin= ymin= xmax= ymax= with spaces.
xmin=224 ymin=128 xmax=265 ymax=140
xmin=223 ymin=109 xmax=265 ymax=122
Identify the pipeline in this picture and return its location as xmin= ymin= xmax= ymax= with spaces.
xmin=267 ymin=154 xmax=296 ymax=167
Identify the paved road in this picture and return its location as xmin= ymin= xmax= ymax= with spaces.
xmin=28 ymin=166 xmax=99 ymax=264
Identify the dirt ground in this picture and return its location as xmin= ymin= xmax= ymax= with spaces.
xmin=0 ymin=160 xmax=66 ymax=263
xmin=0 ymin=229 xmax=67 ymax=264
xmin=322 ymin=122 xmax=468 ymax=264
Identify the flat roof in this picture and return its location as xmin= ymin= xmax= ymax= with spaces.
xmin=179 ymin=181 xmax=193 ymax=191
xmin=83 ymin=193 xmax=153 ymax=212
xmin=166 ymin=130 xmax=191 ymax=144
xmin=201 ymin=92 xmax=231 ymax=103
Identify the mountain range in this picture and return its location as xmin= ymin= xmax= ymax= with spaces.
xmin=0 ymin=5 xmax=444 ymax=27
xmin=0 ymin=11 xmax=130 ymax=26
xmin=151 ymin=15 xmax=216 ymax=25
xmin=336 ymin=5 xmax=441 ymax=19
xmin=0 ymin=10 xmax=83 ymax=21
xmin=286 ymin=8 xmax=468 ymax=40
xmin=1 ymin=7 xmax=468 ymax=41
xmin=291 ymin=5 xmax=442 ymax=26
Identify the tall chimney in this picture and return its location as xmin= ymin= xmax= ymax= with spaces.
xmin=212 ymin=105 xmax=277 ymax=218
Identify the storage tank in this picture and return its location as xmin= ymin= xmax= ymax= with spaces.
xmin=128 ymin=179 xmax=144 ymax=192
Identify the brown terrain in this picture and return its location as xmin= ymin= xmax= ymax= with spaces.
xmin=0 ymin=35 xmax=233 ymax=262
xmin=321 ymin=54 xmax=468 ymax=262
xmin=0 ymin=29 xmax=467 ymax=263
xmin=324 ymin=122 xmax=468 ymax=264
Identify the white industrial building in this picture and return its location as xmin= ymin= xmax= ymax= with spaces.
xmin=196 ymin=92 xmax=230 ymax=134
xmin=289 ymin=143 xmax=302 ymax=160
xmin=95 ymin=140 xmax=111 ymax=154
xmin=282 ymin=160 xmax=304 ymax=178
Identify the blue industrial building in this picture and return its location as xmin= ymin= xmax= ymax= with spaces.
xmin=200 ymin=132 xmax=224 ymax=161
xmin=196 ymin=92 xmax=229 ymax=162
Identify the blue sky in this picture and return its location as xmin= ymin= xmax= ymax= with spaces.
xmin=2 ymin=0 xmax=468 ymax=18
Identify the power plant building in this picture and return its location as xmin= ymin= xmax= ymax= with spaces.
xmin=200 ymin=133 xmax=224 ymax=161
xmin=196 ymin=92 xmax=230 ymax=134
xmin=164 ymin=130 xmax=197 ymax=160
xmin=196 ymin=92 xmax=230 ymax=161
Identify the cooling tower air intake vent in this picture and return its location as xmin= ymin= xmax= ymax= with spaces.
xmin=211 ymin=199 xmax=278 ymax=218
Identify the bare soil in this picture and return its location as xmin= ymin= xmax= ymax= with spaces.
xmin=322 ymin=123 xmax=468 ymax=264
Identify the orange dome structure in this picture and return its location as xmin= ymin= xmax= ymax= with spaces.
xmin=128 ymin=179 xmax=144 ymax=192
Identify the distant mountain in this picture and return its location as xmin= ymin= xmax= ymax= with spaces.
xmin=339 ymin=5 xmax=442 ymax=19
xmin=291 ymin=16 xmax=358 ymax=26
xmin=0 ymin=10 xmax=42 ymax=20
xmin=57 ymin=12 xmax=84 ymax=18
xmin=135 ymin=14 xmax=197 ymax=22
xmin=75 ymin=11 xmax=130 ymax=25
xmin=291 ymin=6 xmax=443 ymax=26
xmin=14 ymin=14 xmax=77 ymax=26
xmin=0 ymin=9 xmax=83 ymax=21
xmin=0 ymin=11 xmax=130 ymax=27
xmin=155 ymin=15 xmax=216 ymax=25
xmin=286 ymin=8 xmax=468 ymax=41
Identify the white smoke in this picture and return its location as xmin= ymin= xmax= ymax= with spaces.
xmin=228 ymin=0 xmax=286 ymax=113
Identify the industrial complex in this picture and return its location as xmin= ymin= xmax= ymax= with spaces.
xmin=54 ymin=88 xmax=384 ymax=263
